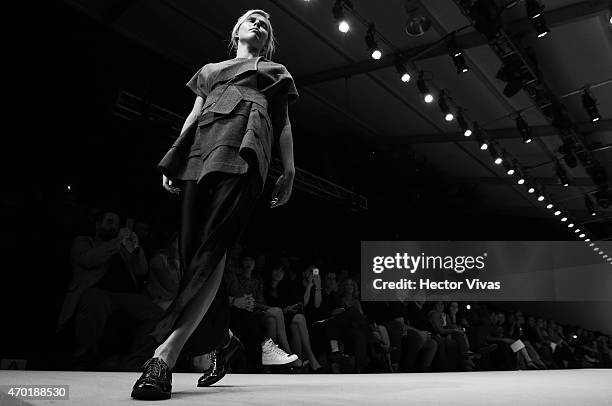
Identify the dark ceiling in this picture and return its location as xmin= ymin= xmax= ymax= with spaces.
xmin=31 ymin=0 xmax=612 ymax=241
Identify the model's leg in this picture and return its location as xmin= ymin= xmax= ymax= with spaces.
xmin=152 ymin=252 xmax=226 ymax=369
xmin=181 ymin=278 xmax=231 ymax=370
xmin=147 ymin=170 xmax=260 ymax=346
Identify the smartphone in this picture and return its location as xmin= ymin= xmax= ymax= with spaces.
xmin=126 ymin=217 xmax=135 ymax=231
xmin=313 ymin=268 xmax=319 ymax=276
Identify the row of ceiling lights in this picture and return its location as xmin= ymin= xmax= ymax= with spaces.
xmin=316 ymin=0 xmax=610 ymax=250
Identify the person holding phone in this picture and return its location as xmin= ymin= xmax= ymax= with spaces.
xmin=132 ymin=9 xmax=299 ymax=400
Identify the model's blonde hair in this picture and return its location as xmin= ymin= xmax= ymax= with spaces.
xmin=229 ymin=9 xmax=276 ymax=60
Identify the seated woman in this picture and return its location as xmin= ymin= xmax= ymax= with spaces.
xmin=226 ymin=251 xmax=298 ymax=371
xmin=507 ymin=311 xmax=547 ymax=369
xmin=264 ymin=263 xmax=323 ymax=371
xmin=427 ymin=300 xmax=474 ymax=371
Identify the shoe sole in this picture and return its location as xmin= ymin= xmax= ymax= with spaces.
xmin=262 ymin=354 xmax=299 ymax=366
xmin=131 ymin=387 xmax=171 ymax=400
xmin=197 ymin=373 xmax=225 ymax=388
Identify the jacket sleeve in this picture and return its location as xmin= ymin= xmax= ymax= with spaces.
xmin=260 ymin=62 xmax=299 ymax=105
xmin=186 ymin=66 xmax=208 ymax=99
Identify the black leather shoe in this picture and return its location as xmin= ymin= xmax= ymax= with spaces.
xmin=197 ymin=335 xmax=243 ymax=387
xmin=131 ymin=357 xmax=172 ymax=400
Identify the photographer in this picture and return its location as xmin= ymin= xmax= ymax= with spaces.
xmin=56 ymin=209 xmax=161 ymax=370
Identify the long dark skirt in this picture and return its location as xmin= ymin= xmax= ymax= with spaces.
xmin=148 ymin=167 xmax=261 ymax=345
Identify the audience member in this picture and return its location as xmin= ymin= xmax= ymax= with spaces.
xmin=227 ymin=252 xmax=298 ymax=371
xmin=57 ymin=209 xmax=162 ymax=370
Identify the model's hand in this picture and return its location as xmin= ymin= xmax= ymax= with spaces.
xmin=270 ymin=170 xmax=294 ymax=208
xmin=162 ymin=174 xmax=181 ymax=194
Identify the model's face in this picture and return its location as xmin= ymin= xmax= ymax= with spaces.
xmin=237 ymin=13 xmax=270 ymax=53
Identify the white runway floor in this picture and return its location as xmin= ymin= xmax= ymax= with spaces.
xmin=1 ymin=369 xmax=611 ymax=406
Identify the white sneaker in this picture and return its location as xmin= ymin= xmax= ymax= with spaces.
xmin=261 ymin=339 xmax=298 ymax=365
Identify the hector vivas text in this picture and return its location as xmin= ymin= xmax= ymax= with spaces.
xmin=370 ymin=252 xmax=501 ymax=291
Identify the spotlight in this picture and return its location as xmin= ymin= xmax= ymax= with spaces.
xmin=575 ymin=228 xmax=581 ymax=233
xmin=561 ymin=217 xmax=567 ymax=222
xmin=448 ymin=38 xmax=469 ymax=74
xmin=528 ymin=186 xmax=536 ymax=194
xmin=585 ymin=195 xmax=597 ymax=216
xmin=533 ymin=15 xmax=549 ymax=38
xmin=595 ymin=187 xmax=611 ymax=209
xmin=333 ymin=0 xmax=352 ymax=33
xmin=394 ymin=56 xmax=411 ymax=83
xmin=489 ymin=144 xmax=502 ymax=165
xmin=515 ymin=167 xmax=525 ymax=184
xmin=554 ymin=210 xmax=561 ymax=215
xmin=537 ymin=194 xmax=545 ymax=202
xmin=447 ymin=37 xmax=463 ymax=57
xmin=568 ymin=223 xmax=574 ymax=228
xmin=550 ymin=98 xmax=572 ymax=130
xmin=365 ymin=24 xmax=381 ymax=59
xmin=558 ymin=141 xmax=578 ymax=169
xmin=469 ymin=0 xmax=502 ymax=41
xmin=556 ymin=161 xmax=569 ymax=187
xmin=417 ymin=71 xmax=434 ymax=103
xmin=581 ymin=87 xmax=601 ymax=122
xmin=502 ymin=155 xmax=515 ymax=175
xmin=496 ymin=56 xmax=524 ymax=98
xmin=404 ymin=3 xmax=431 ymax=37
xmin=525 ymin=0 xmax=543 ymax=19
xmin=457 ymin=110 xmax=472 ymax=136
xmin=589 ymin=243 xmax=595 ymax=247
xmin=515 ymin=115 xmax=532 ymax=144
xmin=546 ymin=203 xmax=553 ymax=209
xmin=579 ymin=233 xmax=585 ymax=238
xmin=438 ymin=91 xmax=454 ymax=121
xmin=473 ymin=122 xmax=488 ymax=150
xmin=585 ymin=239 xmax=590 ymax=242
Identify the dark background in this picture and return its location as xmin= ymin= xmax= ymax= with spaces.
xmin=1 ymin=1 xmax=610 ymax=367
